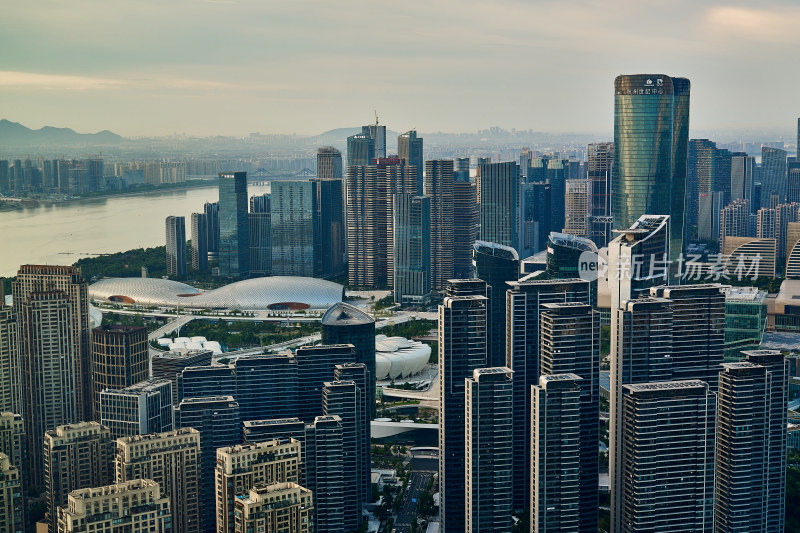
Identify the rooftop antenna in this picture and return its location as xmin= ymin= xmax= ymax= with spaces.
xmin=374 ymin=110 xmax=379 ymax=126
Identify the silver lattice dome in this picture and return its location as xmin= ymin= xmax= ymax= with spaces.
xmin=89 ymin=276 xmax=344 ymax=311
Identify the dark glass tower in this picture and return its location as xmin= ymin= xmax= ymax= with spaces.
xmin=473 ymin=240 xmax=519 ymax=368
xmin=479 ymin=162 xmax=521 ymax=253
xmin=203 ymin=201 xmax=220 ymax=260
xmin=588 ymin=142 xmax=614 ymax=247
xmin=613 ymin=74 xmax=690 ymax=264
xmin=398 ymin=130 xmax=424 ymax=194
xmin=218 ymin=171 xmax=250 ymax=277
xmin=760 ymin=146 xmax=788 ymax=207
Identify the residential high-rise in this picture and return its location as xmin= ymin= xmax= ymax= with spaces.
xmin=115 ymin=428 xmax=201 ymax=533
xmin=218 ymin=171 xmax=250 ymax=278
xmin=215 ymin=439 xmax=302 ymax=533
xmin=480 ymin=162 xmax=521 ymax=253
xmin=505 ymin=278 xmax=592 ymax=511
xmin=322 ymin=380 xmax=361 ymax=531
xmin=0 ymin=302 xmax=20 ymax=415
xmin=398 ymin=130 xmax=424 ymax=194
xmin=190 ymin=212 xmax=208 ymax=272
xmin=306 ymin=415 xmax=345 ymax=533
xmin=563 ymin=179 xmax=589 ymax=237
xmin=204 ymin=201 xmax=220 ymax=260
xmin=539 ymin=303 xmax=599 ymax=532
xmin=425 ymin=160 xmax=455 ymax=292
xmin=619 ymin=380 xmax=714 ymax=532
xmin=248 ymin=194 xmax=271 ymax=276
xmin=317 ymin=146 xmax=343 ymax=180
xmin=100 ymin=379 xmax=174 ymax=440
xmin=453 ymin=171 xmax=479 ymax=278
xmin=588 ymin=142 xmax=614 ymax=246
xmin=321 ymin=303 xmax=376 ymax=417
xmin=613 ymin=74 xmax=690 ymax=263
xmin=439 ymin=294 xmax=488 ymax=533
xmin=43 ymin=422 xmax=113 ymax=533
xmin=175 ymin=396 xmax=240 ymax=533
xmin=0 ymin=452 xmax=22 ymax=533
xmin=392 ymin=194 xmax=431 ymax=304
xmin=465 ymin=367 xmax=513 ymax=533
xmin=56 ymin=479 xmax=171 ymax=533
xmin=90 ymin=324 xmax=148 ymax=420
xmin=313 ymin=178 xmax=346 ymax=278
xmin=787 ymin=221 xmax=800 ymax=279
xmin=293 ymin=344 xmax=356 ymax=423
xmin=760 ymin=146 xmax=788 ymax=207
xmin=720 ymin=198 xmax=752 ymax=240
xmin=234 ymin=483 xmax=313 ymax=533
xmin=473 ymin=241 xmax=519 ymax=368
xmin=789 ymin=162 xmax=800 ymax=203
xmin=151 ymin=349 xmax=213 ymax=405
xmin=530 ymin=374 xmax=583 ymax=533
xmin=166 ymin=215 xmax=186 ymax=278
xmin=0 ymin=413 xmax=24 ymax=473
xmin=270 ymin=180 xmax=317 ymax=277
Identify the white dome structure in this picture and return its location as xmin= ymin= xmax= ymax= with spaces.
xmin=374 ymin=335 xmax=431 ymax=380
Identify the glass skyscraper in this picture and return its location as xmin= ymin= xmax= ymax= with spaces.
xmin=218 ymin=171 xmax=250 ymax=278
xmin=613 ymin=74 xmax=690 ymax=264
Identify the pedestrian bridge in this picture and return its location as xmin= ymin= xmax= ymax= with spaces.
xmin=371 ymin=420 xmax=438 ymax=439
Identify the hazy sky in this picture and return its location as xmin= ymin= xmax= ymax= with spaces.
xmin=1 ymin=0 xmax=799 ymax=137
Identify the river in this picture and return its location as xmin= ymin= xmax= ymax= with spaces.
xmin=0 ymin=183 xmax=271 ymax=277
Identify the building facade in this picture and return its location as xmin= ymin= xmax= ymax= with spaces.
xmin=218 ymin=171 xmax=250 ymax=278
xmin=90 ymin=324 xmax=148 ymax=419
xmin=166 ymin=215 xmax=186 ymax=278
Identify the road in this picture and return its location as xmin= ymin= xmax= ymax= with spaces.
xmin=394 ymin=457 xmax=438 ymax=533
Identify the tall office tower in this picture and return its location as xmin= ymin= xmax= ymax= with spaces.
xmin=385 ymin=161 xmax=421 ymax=287
xmin=776 ymin=202 xmax=800 ymax=261
xmin=539 ymin=303 xmax=599 ymax=532
xmin=398 ymin=130 xmax=424 ymax=194
xmin=619 ymin=381 xmax=714 ymax=532
xmin=165 ymin=215 xmax=187 ymax=278
xmin=294 ymin=344 xmax=356 ymax=422
xmin=731 ymin=152 xmax=755 ymax=203
xmin=425 ymin=160 xmax=455 ymax=292
xmin=204 ymin=201 xmax=220 ymax=260
xmin=100 ymin=380 xmax=174 ymax=440
xmin=175 ymin=396 xmax=240 ymax=532
xmin=0 ymin=413 xmax=23 ymax=473
xmin=697 ymin=191 xmax=724 ymax=241
xmin=313 ymin=178 xmax=346 ymax=278
xmin=607 ymin=214 xmax=670 ymax=309
xmin=151 ymin=349 xmax=212 ymax=405
xmin=234 ymin=483 xmax=313 ymax=533
xmin=0 ymin=452 xmax=22 ymax=533
xmin=473 ymin=241 xmax=519 ymax=368
xmin=588 ymin=142 xmax=614 ymax=246
xmin=465 ymin=367 xmax=513 ymax=533
xmin=505 ymin=278 xmax=592 ymax=511
xmin=393 ymin=194 xmax=431 ymax=304
xmin=720 ymin=198 xmax=752 ymax=240
xmin=519 ymin=148 xmax=533 ymax=178
xmin=177 ymin=355 xmax=298 ymax=423
xmin=687 ymin=139 xmax=726 ymax=234
xmin=480 ymin=162 xmax=521 ymax=253
xmin=346 ymin=132 xmax=375 ymax=168
xmin=528 ymin=157 xmax=570 ymax=236
xmin=789 ymin=162 xmax=800 ymax=203
xmin=216 ymin=439 xmax=302 ymax=533
xmin=0 ymin=302 xmax=20 ymax=414
xmin=545 ymin=233 xmax=598 ymax=281
xmin=43 ymin=422 xmax=113 ymax=533
xmin=13 ymin=265 xmax=91 ymax=451
xmin=56 ymin=479 xmax=171 ymax=533
xmin=333 ymin=363 xmax=371 ymax=506
xmin=218 ymin=171 xmax=250 ymax=278
xmin=90 ymin=324 xmax=148 ymax=420
xmin=306 ymin=415 xmax=345 ymax=533
xmin=321 ymin=303 xmax=376 ymax=417
xmin=317 ymin=146 xmax=343 ymax=180
xmin=270 ymin=180 xmax=317 ymax=277
xmin=364 ymin=122 xmax=386 ymax=159
xmin=530 ymin=374 xmax=585 ymax=533
xmin=248 ymin=193 xmax=271 ymax=276
xmin=521 ymin=181 xmax=552 ymax=253
xmin=741 ymin=350 xmax=788 ymax=530
xmin=787 ymin=221 xmax=800 ymax=279
xmin=453 ymin=171 xmax=479 ymax=278
xmin=760 ymin=146 xmax=788 ymax=207
xmin=322 ymin=380 xmax=361 ymax=531
xmin=0 ymin=160 xmax=9 ymax=192
xmin=439 ymin=294 xmax=488 ymax=533
xmin=563 ymin=179 xmax=589 ymax=237
xmin=613 ymin=74 xmax=690 ymax=263
xmin=456 ymin=157 xmax=470 ymax=174
xmin=445 ymin=278 xmax=489 ymax=298
xmin=116 ymin=428 xmax=201 ymax=533
xmin=190 ymin=212 xmax=209 ymax=272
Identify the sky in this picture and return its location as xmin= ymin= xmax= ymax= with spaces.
xmin=1 ymin=0 xmax=799 ymax=138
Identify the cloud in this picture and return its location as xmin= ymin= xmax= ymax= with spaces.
xmin=0 ymin=71 xmax=122 ymax=91
xmin=706 ymin=5 xmax=800 ymax=44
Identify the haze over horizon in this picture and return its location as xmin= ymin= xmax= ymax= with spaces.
xmin=2 ymin=0 xmax=800 ymax=138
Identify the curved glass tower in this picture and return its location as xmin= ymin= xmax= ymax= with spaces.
xmin=613 ymin=74 xmax=690 ymax=264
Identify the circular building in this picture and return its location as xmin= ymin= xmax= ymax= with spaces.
xmin=374 ymin=335 xmax=431 ymax=380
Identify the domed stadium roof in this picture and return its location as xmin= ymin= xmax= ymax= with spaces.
xmin=89 ymin=276 xmax=344 ymax=311
xmin=321 ymin=302 xmax=375 ymax=326
xmin=374 ymin=335 xmax=431 ymax=380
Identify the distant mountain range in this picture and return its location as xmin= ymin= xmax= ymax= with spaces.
xmin=0 ymin=119 xmax=123 ymax=146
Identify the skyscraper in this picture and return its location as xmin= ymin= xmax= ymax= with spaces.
xmin=294 ymin=344 xmax=356 ymax=423
xmin=166 ymin=215 xmax=186 ymax=278
xmin=151 ymin=349 xmax=212 ymax=405
xmin=613 ymin=74 xmax=690 ymax=263
xmin=398 ymin=130 xmax=424 ymax=194
xmin=313 ymin=178 xmax=346 ymax=278
xmin=588 ymin=142 xmax=614 ymax=247
xmin=43 ymin=422 xmax=113 ymax=533
xmin=346 ymin=131 xmax=375 ymax=168
xmin=788 ymin=161 xmax=800 ymax=203
xmin=270 ymin=180 xmax=317 ymax=277
xmin=364 ymin=122 xmax=386 ymax=159
xmin=453 ymin=170 xmax=479 ymax=278
xmin=563 ymin=179 xmax=589 ymax=237
xmin=480 ymin=162 xmax=521 ymax=253
xmin=521 ymin=181 xmax=552 ymax=254
xmin=190 ymin=212 xmax=208 ymax=272
xmin=204 ymin=201 xmax=220 ymax=261
xmin=333 ymin=363 xmax=371 ymax=508
xmin=115 ymin=428 xmax=201 ymax=533
xmin=760 ymin=146 xmax=788 ymax=207
xmin=99 ymin=379 xmax=174 ymax=440
xmin=0 ymin=413 xmax=23 ymax=474
xmin=425 ymin=160 xmax=455 ymax=292
xmin=465 ymin=367 xmax=513 ymax=533
xmin=234 ymin=483 xmax=313 ymax=533
xmin=317 ymin=146 xmax=343 ymax=180
xmin=439 ymin=293 xmax=488 ymax=533
xmin=528 ymin=157 xmax=570 ymax=236
xmin=0 ymin=301 xmax=20 ymax=415
xmin=248 ymin=194 xmax=271 ymax=276
xmin=473 ymin=241 xmax=519 ymax=368
xmin=392 ymin=194 xmax=431 ymax=304
xmin=218 ymin=171 xmax=250 ymax=278
xmin=730 ymin=152 xmax=755 ymax=204
xmin=0 ymin=452 xmax=22 ymax=533
xmin=90 ymin=324 xmax=148 ymax=420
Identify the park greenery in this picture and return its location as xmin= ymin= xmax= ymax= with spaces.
xmin=379 ymin=319 xmax=437 ymax=339
xmin=786 ymin=466 xmax=800 ymax=531
xmin=177 ymin=318 xmax=320 ymax=350
xmin=74 ymin=246 xmax=168 ymax=281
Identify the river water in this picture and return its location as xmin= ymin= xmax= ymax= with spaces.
xmin=0 ymin=184 xmax=271 ymax=277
